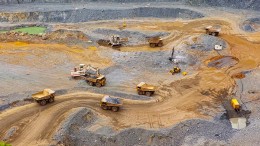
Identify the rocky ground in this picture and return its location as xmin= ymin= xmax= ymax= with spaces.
xmin=0 ymin=1 xmax=260 ymax=146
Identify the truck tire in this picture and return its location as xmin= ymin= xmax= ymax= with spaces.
xmin=150 ymin=43 xmax=156 ymax=48
xmin=101 ymin=104 xmax=108 ymax=110
xmin=96 ymin=82 xmax=102 ymax=87
xmin=48 ymin=97 xmax=54 ymax=103
xmin=89 ymin=82 xmax=94 ymax=86
xmin=138 ymin=91 xmax=142 ymax=95
xmin=158 ymin=42 xmax=163 ymax=47
xmin=112 ymin=106 xmax=119 ymax=112
xmin=145 ymin=91 xmax=152 ymax=96
xmin=39 ymin=100 xmax=47 ymax=106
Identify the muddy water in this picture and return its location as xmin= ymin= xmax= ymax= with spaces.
xmin=207 ymin=56 xmax=239 ymax=69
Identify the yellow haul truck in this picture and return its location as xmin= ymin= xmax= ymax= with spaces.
xmin=32 ymin=89 xmax=55 ymax=106
xmin=100 ymin=95 xmax=122 ymax=112
xmin=136 ymin=82 xmax=155 ymax=96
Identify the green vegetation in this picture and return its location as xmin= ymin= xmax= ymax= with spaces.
xmin=0 ymin=26 xmax=46 ymax=34
xmin=0 ymin=30 xmax=7 ymax=33
xmin=13 ymin=26 xmax=46 ymax=34
xmin=0 ymin=141 xmax=11 ymax=146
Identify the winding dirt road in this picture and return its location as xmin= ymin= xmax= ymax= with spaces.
xmin=0 ymin=67 xmax=233 ymax=146
xmin=0 ymin=11 xmax=260 ymax=145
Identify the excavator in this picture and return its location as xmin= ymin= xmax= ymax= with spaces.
xmin=169 ymin=47 xmax=181 ymax=75
xmin=168 ymin=47 xmax=175 ymax=61
xmin=71 ymin=64 xmax=106 ymax=87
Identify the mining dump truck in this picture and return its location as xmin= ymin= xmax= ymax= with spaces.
xmin=148 ymin=36 xmax=163 ymax=47
xmin=100 ymin=95 xmax=122 ymax=112
xmin=32 ymin=89 xmax=55 ymax=106
xmin=136 ymin=82 xmax=155 ymax=96
xmin=84 ymin=65 xmax=106 ymax=87
xmin=205 ymin=26 xmax=221 ymax=36
xmin=85 ymin=74 xmax=106 ymax=87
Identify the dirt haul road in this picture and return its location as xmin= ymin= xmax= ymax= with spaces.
xmin=0 ymin=67 xmax=233 ymax=146
xmin=0 ymin=11 xmax=260 ymax=145
xmin=1 ymin=35 xmax=260 ymax=145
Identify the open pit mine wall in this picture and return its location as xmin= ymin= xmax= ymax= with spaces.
xmin=0 ymin=0 xmax=259 ymax=10
xmin=0 ymin=7 xmax=204 ymax=23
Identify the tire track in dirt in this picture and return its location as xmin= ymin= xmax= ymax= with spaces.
xmin=0 ymin=84 xmax=211 ymax=145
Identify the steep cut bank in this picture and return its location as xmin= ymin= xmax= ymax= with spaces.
xmin=0 ymin=0 xmax=259 ymax=11
xmin=0 ymin=7 xmax=203 ymax=23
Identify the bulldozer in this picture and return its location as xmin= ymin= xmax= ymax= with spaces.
xmin=136 ymin=82 xmax=155 ymax=96
xmin=84 ymin=65 xmax=106 ymax=87
xmin=100 ymin=95 xmax=122 ymax=112
xmin=205 ymin=26 xmax=221 ymax=36
xmin=148 ymin=36 xmax=163 ymax=47
xmin=170 ymin=67 xmax=181 ymax=75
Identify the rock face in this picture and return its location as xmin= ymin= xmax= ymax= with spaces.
xmin=0 ymin=0 xmax=259 ymax=10
xmin=0 ymin=7 xmax=204 ymax=23
xmin=189 ymin=0 xmax=260 ymax=10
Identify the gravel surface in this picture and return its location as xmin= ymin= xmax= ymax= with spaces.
xmin=231 ymin=68 xmax=260 ymax=146
xmin=188 ymin=34 xmax=227 ymax=51
xmin=0 ymin=4 xmax=204 ymax=23
xmin=55 ymin=107 xmax=234 ymax=146
xmin=91 ymin=28 xmax=169 ymax=46
xmin=0 ymin=0 xmax=259 ymax=11
xmin=242 ymin=17 xmax=260 ymax=32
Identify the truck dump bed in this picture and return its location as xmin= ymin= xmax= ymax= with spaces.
xmin=148 ymin=37 xmax=162 ymax=43
xmin=101 ymin=95 xmax=122 ymax=106
xmin=137 ymin=82 xmax=155 ymax=91
xmin=32 ymin=89 xmax=55 ymax=100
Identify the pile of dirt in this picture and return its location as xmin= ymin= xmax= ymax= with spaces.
xmin=46 ymin=29 xmax=88 ymax=43
xmin=0 ymin=29 xmax=88 ymax=45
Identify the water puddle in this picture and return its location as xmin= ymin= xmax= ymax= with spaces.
xmin=207 ymin=56 xmax=239 ymax=69
xmin=231 ymin=72 xmax=246 ymax=79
